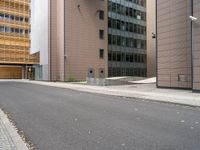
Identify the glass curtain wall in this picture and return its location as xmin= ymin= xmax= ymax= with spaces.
xmin=108 ymin=0 xmax=147 ymax=77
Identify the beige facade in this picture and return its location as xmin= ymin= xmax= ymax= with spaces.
xmin=64 ymin=0 xmax=108 ymax=81
xmin=193 ymin=0 xmax=200 ymax=91
xmin=147 ymin=0 xmax=156 ymax=77
xmin=157 ymin=0 xmax=200 ymax=91
xmin=32 ymin=0 xmax=108 ymax=81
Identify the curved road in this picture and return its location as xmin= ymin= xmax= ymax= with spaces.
xmin=0 ymin=82 xmax=200 ymax=150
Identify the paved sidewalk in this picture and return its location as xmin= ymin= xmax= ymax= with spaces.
xmin=1 ymin=79 xmax=200 ymax=107
xmin=0 ymin=109 xmax=28 ymax=150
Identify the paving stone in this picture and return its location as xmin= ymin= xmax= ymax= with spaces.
xmin=0 ymin=110 xmax=28 ymax=150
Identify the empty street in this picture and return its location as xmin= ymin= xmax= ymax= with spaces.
xmin=0 ymin=82 xmax=200 ymax=150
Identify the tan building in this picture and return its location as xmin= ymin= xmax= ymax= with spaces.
xmin=147 ymin=0 xmax=156 ymax=77
xmin=0 ymin=0 xmax=39 ymax=79
xmin=157 ymin=0 xmax=200 ymax=91
xmin=31 ymin=0 xmax=108 ymax=81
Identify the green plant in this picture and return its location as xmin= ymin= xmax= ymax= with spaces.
xmin=66 ymin=75 xmax=76 ymax=82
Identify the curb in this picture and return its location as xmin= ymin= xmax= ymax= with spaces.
xmin=0 ymin=109 xmax=29 ymax=150
xmin=1 ymin=80 xmax=200 ymax=107
xmin=19 ymin=80 xmax=200 ymax=107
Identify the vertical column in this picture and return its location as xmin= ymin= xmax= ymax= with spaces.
xmin=192 ymin=0 xmax=200 ymax=91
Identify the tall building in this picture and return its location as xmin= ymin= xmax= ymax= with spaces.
xmin=157 ymin=0 xmax=200 ymax=91
xmin=31 ymin=0 xmax=148 ymax=81
xmin=108 ymin=0 xmax=147 ymax=77
xmin=0 ymin=0 xmax=39 ymax=79
xmin=31 ymin=0 xmax=108 ymax=81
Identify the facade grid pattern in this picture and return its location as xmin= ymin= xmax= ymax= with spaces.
xmin=0 ymin=0 xmax=38 ymax=65
xmin=108 ymin=0 xmax=147 ymax=77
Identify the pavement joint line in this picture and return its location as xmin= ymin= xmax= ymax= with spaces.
xmin=0 ymin=108 xmax=29 ymax=150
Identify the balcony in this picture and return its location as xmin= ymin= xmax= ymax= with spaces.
xmin=0 ymin=33 xmax=30 ymax=47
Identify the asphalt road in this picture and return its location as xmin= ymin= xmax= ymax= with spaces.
xmin=0 ymin=82 xmax=200 ymax=150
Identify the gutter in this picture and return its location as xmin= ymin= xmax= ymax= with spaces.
xmin=64 ymin=0 xmax=66 ymax=81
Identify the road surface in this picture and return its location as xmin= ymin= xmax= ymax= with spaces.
xmin=0 ymin=82 xmax=200 ymax=150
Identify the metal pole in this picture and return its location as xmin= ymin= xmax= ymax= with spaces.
xmin=155 ymin=0 xmax=158 ymax=87
xmin=191 ymin=0 xmax=194 ymax=90
xmin=64 ymin=0 xmax=66 ymax=81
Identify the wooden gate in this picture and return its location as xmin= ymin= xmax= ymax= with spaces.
xmin=0 ymin=66 xmax=22 ymax=79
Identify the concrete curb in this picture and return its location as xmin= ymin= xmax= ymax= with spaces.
xmin=0 ymin=109 xmax=29 ymax=150
xmin=1 ymin=80 xmax=200 ymax=107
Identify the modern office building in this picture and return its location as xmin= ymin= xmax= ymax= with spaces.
xmin=0 ymin=0 xmax=39 ymax=79
xmin=31 ymin=0 xmax=108 ymax=81
xmin=108 ymin=0 xmax=147 ymax=77
xmin=157 ymin=0 xmax=200 ymax=91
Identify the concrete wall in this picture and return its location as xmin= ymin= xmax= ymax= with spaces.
xmin=32 ymin=0 xmax=108 ymax=81
xmin=147 ymin=0 xmax=156 ymax=77
xmin=64 ymin=0 xmax=108 ymax=81
xmin=157 ymin=0 xmax=192 ymax=89
xmin=49 ymin=0 xmax=65 ymax=81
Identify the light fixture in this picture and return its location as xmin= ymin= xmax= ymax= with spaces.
xmin=189 ymin=16 xmax=198 ymax=22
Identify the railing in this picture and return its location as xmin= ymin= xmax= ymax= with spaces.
xmin=0 ymin=20 xmax=30 ymax=29
xmin=0 ymin=51 xmax=39 ymax=64
xmin=2 ymin=0 xmax=29 ymax=6
xmin=0 ymin=7 xmax=30 ymax=17
xmin=0 ymin=32 xmax=30 ymax=39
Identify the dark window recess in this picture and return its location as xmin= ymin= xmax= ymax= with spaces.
xmin=108 ymin=52 xmax=112 ymax=60
xmin=99 ymin=49 xmax=104 ymax=59
xmin=25 ymin=18 xmax=29 ymax=23
xmin=0 ymin=13 xmax=4 ymax=19
xmin=99 ymin=10 xmax=104 ymax=20
xmin=99 ymin=30 xmax=104 ymax=39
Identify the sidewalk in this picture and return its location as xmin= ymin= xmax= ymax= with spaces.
xmin=3 ymin=79 xmax=199 ymax=107
xmin=0 ymin=109 xmax=28 ymax=150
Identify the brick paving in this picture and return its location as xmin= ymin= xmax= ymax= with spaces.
xmin=0 ymin=109 xmax=28 ymax=150
xmin=0 ymin=110 xmax=17 ymax=150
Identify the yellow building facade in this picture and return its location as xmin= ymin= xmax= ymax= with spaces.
xmin=0 ymin=0 xmax=38 ymax=79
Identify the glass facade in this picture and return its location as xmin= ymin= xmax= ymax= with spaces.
xmin=108 ymin=0 xmax=147 ymax=77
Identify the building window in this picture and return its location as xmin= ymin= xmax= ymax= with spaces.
xmin=99 ymin=30 xmax=104 ymax=39
xmin=99 ymin=49 xmax=104 ymax=59
xmin=0 ymin=26 xmax=4 ymax=32
xmin=99 ymin=10 xmax=104 ymax=20
xmin=0 ymin=13 xmax=4 ymax=19
xmin=25 ymin=18 xmax=29 ymax=23
xmin=108 ymin=0 xmax=147 ymax=78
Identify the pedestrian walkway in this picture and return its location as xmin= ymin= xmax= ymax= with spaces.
xmin=1 ymin=79 xmax=200 ymax=107
xmin=0 ymin=109 xmax=28 ymax=150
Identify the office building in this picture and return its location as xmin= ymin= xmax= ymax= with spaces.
xmin=0 ymin=0 xmax=38 ymax=79
xmin=32 ymin=0 xmax=149 ymax=81
xmin=31 ymin=0 xmax=108 ymax=81
xmin=157 ymin=0 xmax=200 ymax=91
xmin=108 ymin=0 xmax=147 ymax=77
